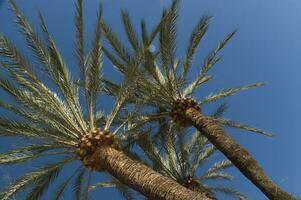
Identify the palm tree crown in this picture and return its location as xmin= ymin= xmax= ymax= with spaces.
xmin=102 ymin=0 xmax=272 ymax=138
xmin=135 ymin=104 xmax=248 ymax=200
xmin=0 ymin=0 xmax=141 ymax=199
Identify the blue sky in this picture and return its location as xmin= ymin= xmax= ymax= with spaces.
xmin=0 ymin=0 xmax=301 ymax=199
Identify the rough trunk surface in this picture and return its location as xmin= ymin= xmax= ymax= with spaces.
xmin=91 ymin=146 xmax=212 ymax=200
xmin=185 ymin=107 xmax=296 ymax=200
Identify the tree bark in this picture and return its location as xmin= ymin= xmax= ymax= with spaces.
xmin=91 ymin=146 xmax=212 ymax=200
xmin=185 ymin=107 xmax=295 ymax=200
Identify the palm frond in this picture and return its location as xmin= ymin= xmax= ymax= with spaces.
xmin=199 ymin=31 xmax=236 ymax=79
xmin=72 ymin=168 xmax=86 ymax=200
xmin=199 ymin=172 xmax=233 ymax=181
xmin=85 ymin=5 xmax=103 ymax=129
xmin=210 ymin=186 xmax=248 ymax=200
xmin=199 ymin=83 xmax=264 ymax=106
xmin=121 ymin=11 xmax=140 ymax=51
xmin=101 ymin=20 xmax=132 ymax=64
xmin=111 ymin=177 xmax=136 ymax=200
xmin=211 ymin=102 xmax=228 ymax=118
xmin=214 ymin=118 xmax=273 ymax=137
xmin=189 ymin=145 xmax=216 ymax=175
xmin=0 ymin=157 xmax=73 ymax=200
xmin=88 ymin=182 xmax=115 ymax=191
xmin=0 ymin=144 xmax=61 ymax=165
xmin=74 ymin=0 xmax=85 ymax=78
xmin=182 ymin=15 xmax=211 ymax=81
xmin=52 ymin=166 xmax=83 ymax=200
xmin=205 ymin=160 xmax=232 ymax=174
xmin=159 ymin=0 xmax=179 ymax=72
xmin=39 ymin=14 xmax=87 ymax=133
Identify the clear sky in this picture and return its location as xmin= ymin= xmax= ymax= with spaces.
xmin=0 ymin=0 xmax=301 ymax=199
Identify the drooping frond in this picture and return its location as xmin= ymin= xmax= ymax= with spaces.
xmin=0 ymin=158 xmax=73 ymax=200
xmin=0 ymin=144 xmax=64 ymax=165
xmin=72 ymin=168 xmax=86 ymax=200
xmin=51 ymin=166 xmax=83 ymax=200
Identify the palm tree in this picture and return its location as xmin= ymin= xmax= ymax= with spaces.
xmin=101 ymin=0 xmax=295 ymax=199
xmin=135 ymin=106 xmax=248 ymax=200
xmin=91 ymin=104 xmax=247 ymax=200
xmin=0 ymin=0 xmax=212 ymax=199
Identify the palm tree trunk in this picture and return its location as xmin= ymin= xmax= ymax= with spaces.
xmin=91 ymin=146 xmax=212 ymax=200
xmin=185 ymin=107 xmax=295 ymax=200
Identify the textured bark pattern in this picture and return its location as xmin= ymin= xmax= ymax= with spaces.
xmin=91 ymin=147 xmax=211 ymax=200
xmin=185 ymin=107 xmax=296 ymax=200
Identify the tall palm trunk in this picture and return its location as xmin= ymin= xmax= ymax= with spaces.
xmin=185 ymin=107 xmax=295 ymax=200
xmin=91 ymin=146 xmax=212 ymax=200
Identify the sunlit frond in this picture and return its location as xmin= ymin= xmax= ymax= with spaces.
xmin=39 ymin=14 xmax=87 ymax=133
xmin=101 ymin=20 xmax=132 ymax=64
xmin=189 ymin=145 xmax=216 ymax=175
xmin=85 ymin=5 xmax=103 ymax=129
xmin=205 ymin=160 xmax=233 ymax=174
xmin=181 ymin=15 xmax=211 ymax=82
xmin=0 ymin=144 xmax=64 ymax=165
xmin=121 ymin=11 xmax=140 ymax=51
xmin=214 ymin=118 xmax=273 ymax=137
xmin=198 ymin=31 xmax=236 ymax=79
xmin=210 ymin=186 xmax=248 ymax=200
xmin=199 ymin=83 xmax=264 ymax=106
xmin=199 ymin=172 xmax=233 ymax=181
